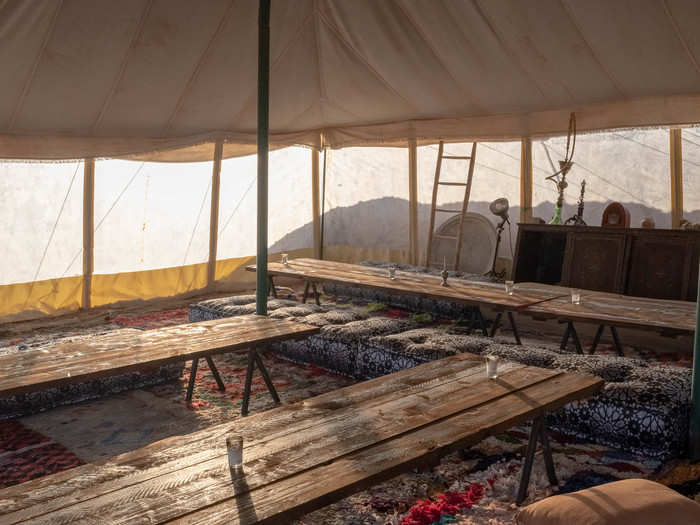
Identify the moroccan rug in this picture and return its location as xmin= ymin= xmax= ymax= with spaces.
xmin=1 ymin=301 xmax=697 ymax=524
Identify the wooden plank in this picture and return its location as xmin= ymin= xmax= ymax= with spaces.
xmin=0 ymin=354 xmax=487 ymax=517
xmin=246 ymin=258 xmax=561 ymax=311
xmin=0 ymin=358 xmax=510 ymax=522
xmin=82 ymin=158 xmax=95 ymax=309
xmin=425 ymin=141 xmax=444 ymax=268
xmin=174 ymin=373 xmax=604 ymax=525
xmin=520 ymin=138 xmax=533 ymax=224
xmin=311 ymin=148 xmax=322 ymax=259
xmin=2 ymin=364 xmax=563 ymax=525
xmin=408 ymin=139 xmax=418 ymax=266
xmin=0 ymin=316 xmax=318 ymax=398
xmin=670 ymin=128 xmax=684 ymax=229
xmin=522 ymin=284 xmax=696 ymax=333
xmin=207 ymin=140 xmax=223 ymax=288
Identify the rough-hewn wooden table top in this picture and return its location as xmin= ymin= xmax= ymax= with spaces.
xmin=0 ymin=353 xmax=603 ymax=525
xmin=0 ymin=315 xmax=319 ymax=398
xmin=514 ymin=282 xmax=697 ymax=333
xmin=247 ymin=258 xmax=565 ymax=310
xmin=250 ymin=259 xmax=697 ymax=334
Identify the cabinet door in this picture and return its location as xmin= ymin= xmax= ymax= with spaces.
xmin=562 ymin=232 xmax=626 ymax=292
xmin=626 ymin=235 xmax=690 ymax=300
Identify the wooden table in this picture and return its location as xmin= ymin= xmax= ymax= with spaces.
xmin=0 ymin=315 xmax=319 ymax=416
xmin=250 ymin=259 xmax=696 ymax=354
xmin=0 ymin=353 xmax=602 ymax=524
xmin=515 ymin=282 xmax=697 ymax=354
xmin=248 ymin=258 xmax=566 ymax=342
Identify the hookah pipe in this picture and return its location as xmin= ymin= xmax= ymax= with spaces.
xmin=546 ymin=113 xmax=576 ymax=225
xmin=564 ymin=180 xmax=587 ymax=226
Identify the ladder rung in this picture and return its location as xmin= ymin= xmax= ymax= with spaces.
xmin=437 ymin=181 xmax=467 ymax=186
xmin=441 ymin=155 xmax=471 ymax=160
xmin=435 ymin=234 xmax=458 ymax=240
xmin=435 ymin=208 xmax=462 ymax=213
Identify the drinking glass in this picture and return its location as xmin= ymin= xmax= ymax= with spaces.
xmin=227 ymin=434 xmax=243 ymax=474
xmin=281 ymin=253 xmax=289 ymax=265
xmin=486 ymin=355 xmax=499 ymax=379
xmin=571 ymin=289 xmax=581 ymax=305
xmin=505 ymin=280 xmax=514 ymax=295
xmin=389 ymin=266 xmax=396 ymax=280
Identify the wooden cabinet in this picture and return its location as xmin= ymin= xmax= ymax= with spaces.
xmin=514 ymin=224 xmax=700 ymax=301
xmin=562 ymin=232 xmax=626 ymax=293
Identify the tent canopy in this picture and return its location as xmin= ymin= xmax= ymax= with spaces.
xmin=2 ymin=0 xmax=700 ymax=160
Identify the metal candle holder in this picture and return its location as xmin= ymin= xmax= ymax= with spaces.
xmin=440 ymin=257 xmax=449 ymax=286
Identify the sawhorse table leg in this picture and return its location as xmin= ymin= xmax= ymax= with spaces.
xmin=590 ymin=324 xmax=624 ymax=356
xmin=268 ymin=276 xmax=277 ymax=298
xmin=559 ymin=321 xmax=584 ymax=354
xmin=185 ymin=355 xmax=226 ymax=403
xmin=516 ymin=414 xmax=558 ymax=505
xmin=302 ymin=280 xmax=321 ymax=305
xmin=466 ymin=307 xmax=489 ymax=337
xmin=241 ymin=346 xmax=281 ymax=416
xmin=490 ymin=311 xmax=522 ymax=345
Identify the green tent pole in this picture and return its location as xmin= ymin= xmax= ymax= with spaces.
xmin=690 ymin=262 xmax=700 ymax=459
xmin=256 ymin=0 xmax=270 ymax=316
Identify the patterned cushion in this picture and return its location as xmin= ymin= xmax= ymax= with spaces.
xmin=188 ymin=293 xmax=692 ymax=459
xmin=189 ymin=296 xmax=297 ymax=322
xmin=274 ymin=316 xmax=413 ymax=377
xmin=357 ymin=329 xmax=492 ymax=379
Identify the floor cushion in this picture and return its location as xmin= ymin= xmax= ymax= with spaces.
xmin=516 ymin=478 xmax=700 ymax=525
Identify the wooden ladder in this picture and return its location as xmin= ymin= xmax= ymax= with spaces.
xmin=425 ymin=141 xmax=478 ymax=270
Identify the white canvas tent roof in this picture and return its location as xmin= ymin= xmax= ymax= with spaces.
xmin=3 ymin=0 xmax=700 ymax=161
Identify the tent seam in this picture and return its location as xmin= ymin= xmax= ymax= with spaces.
xmin=164 ymin=0 xmax=237 ymax=134
xmin=661 ymin=0 xmax=700 ymax=80
xmin=558 ymin=0 xmax=627 ymax=98
xmin=90 ymin=0 xmax=154 ymax=134
xmin=7 ymin=0 xmax=64 ymax=131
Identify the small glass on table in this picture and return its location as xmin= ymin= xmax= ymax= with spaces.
xmin=388 ymin=266 xmax=397 ymax=280
xmin=504 ymin=280 xmax=515 ymax=296
xmin=485 ymin=355 xmax=499 ymax=379
xmin=227 ymin=433 xmax=244 ymax=476
xmin=281 ymin=253 xmax=289 ymax=265
xmin=570 ymin=288 xmax=581 ymax=305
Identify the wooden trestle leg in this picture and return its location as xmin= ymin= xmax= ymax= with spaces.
xmin=559 ymin=321 xmax=584 ymax=354
xmin=302 ymin=281 xmax=310 ymax=304
xmin=516 ymin=415 xmax=558 ymax=505
xmin=590 ymin=324 xmax=624 ymax=356
xmin=241 ymin=346 xmax=280 ymax=417
xmin=186 ymin=356 xmax=226 ymax=402
xmin=268 ymin=276 xmax=277 ymax=298
xmin=489 ymin=311 xmax=522 ymax=345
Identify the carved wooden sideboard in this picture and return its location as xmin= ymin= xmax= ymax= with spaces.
xmin=513 ymin=224 xmax=700 ymax=301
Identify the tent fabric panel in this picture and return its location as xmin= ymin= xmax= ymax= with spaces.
xmin=90 ymin=262 xmax=208 ymax=307
xmin=4 ymin=1 xmax=700 ymax=160
xmin=0 ymin=275 xmax=83 ymax=323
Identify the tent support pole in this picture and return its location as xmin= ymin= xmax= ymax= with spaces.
xmin=408 ymin=139 xmax=418 ymax=265
xmin=320 ymin=148 xmax=327 ymax=260
xmin=691 ymin=265 xmax=700 ymax=459
xmin=256 ymin=0 xmax=270 ymax=316
xmin=207 ymin=140 xmax=223 ymax=290
xmin=670 ymin=128 xmax=683 ymax=229
xmin=520 ymin=138 xmax=533 ymax=224
xmin=312 ymin=148 xmax=321 ymax=259
xmin=82 ymin=158 xmax=95 ymax=309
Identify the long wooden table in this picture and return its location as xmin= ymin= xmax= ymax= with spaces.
xmin=0 ymin=315 xmax=319 ymax=415
xmin=248 ymin=258 xmax=567 ymax=342
xmin=251 ymin=259 xmax=696 ymax=353
xmin=0 ymin=353 xmax=603 ymax=524
xmin=514 ymin=282 xmax=697 ymax=354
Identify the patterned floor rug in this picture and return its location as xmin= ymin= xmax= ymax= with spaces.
xmin=1 ymin=301 xmax=698 ymax=524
